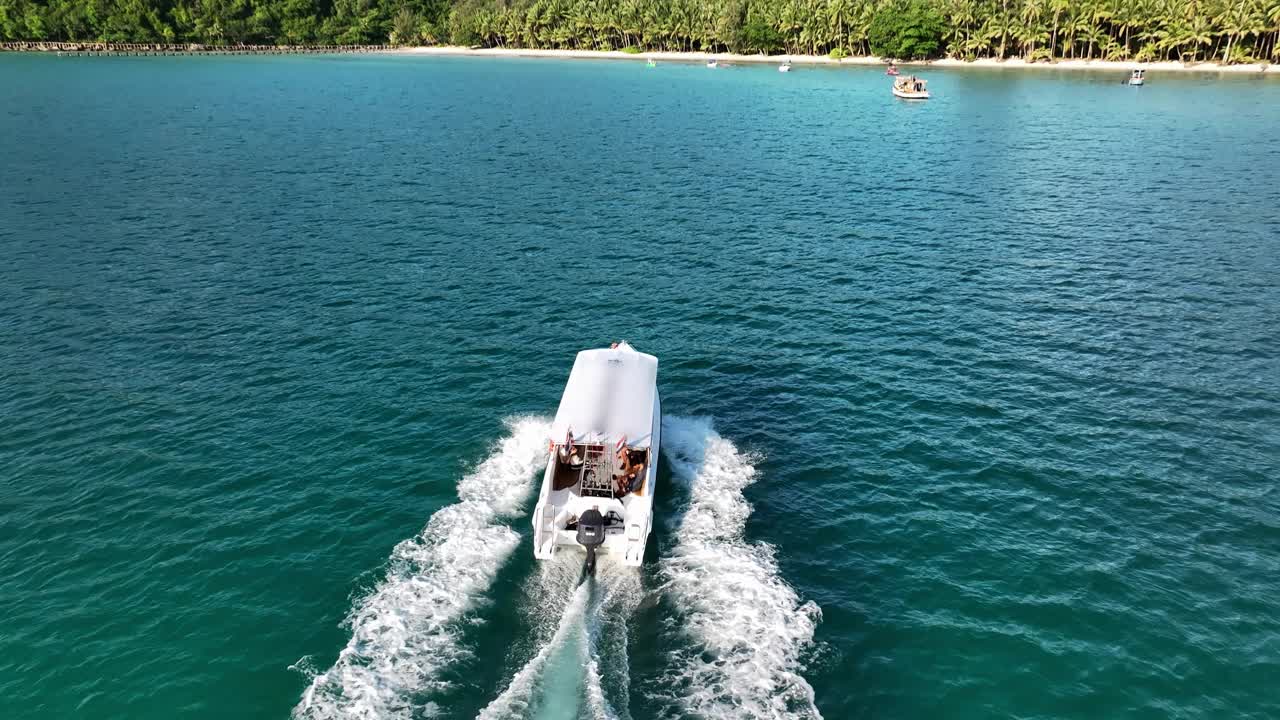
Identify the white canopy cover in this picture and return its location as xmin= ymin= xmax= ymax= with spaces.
xmin=550 ymin=342 xmax=658 ymax=449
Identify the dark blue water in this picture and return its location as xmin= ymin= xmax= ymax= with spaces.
xmin=1 ymin=54 xmax=1278 ymax=720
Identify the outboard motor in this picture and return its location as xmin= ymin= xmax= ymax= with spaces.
xmin=576 ymin=508 xmax=606 ymax=575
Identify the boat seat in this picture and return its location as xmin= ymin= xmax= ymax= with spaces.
xmin=553 ymin=459 xmax=581 ymax=491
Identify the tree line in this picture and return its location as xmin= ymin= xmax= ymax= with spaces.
xmin=3 ymin=0 xmax=1278 ymax=63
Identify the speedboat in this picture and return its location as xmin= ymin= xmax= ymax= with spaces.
xmin=779 ymin=61 xmax=792 ymax=72
xmin=533 ymin=342 xmax=660 ymax=572
xmin=706 ymin=59 xmax=718 ymax=68
xmin=892 ymin=75 xmax=930 ymax=99
xmin=1129 ymin=69 xmax=1145 ymax=86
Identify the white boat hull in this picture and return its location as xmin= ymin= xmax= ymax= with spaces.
xmin=1129 ymin=78 xmax=1144 ymax=86
xmin=892 ymin=87 xmax=930 ymax=100
xmin=532 ymin=344 xmax=661 ymax=568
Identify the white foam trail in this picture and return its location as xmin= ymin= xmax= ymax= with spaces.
xmin=582 ymin=657 xmax=617 ymax=720
xmin=658 ymin=416 xmax=824 ymax=720
xmin=479 ymin=558 xmax=640 ymax=720
xmin=587 ymin=565 xmax=640 ymax=720
xmin=293 ymin=416 xmax=552 ymax=720
xmin=477 ymin=579 xmax=591 ymax=719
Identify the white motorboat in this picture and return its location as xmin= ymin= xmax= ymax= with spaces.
xmin=892 ymin=75 xmax=930 ymax=99
xmin=1129 ymin=69 xmax=1145 ymax=86
xmin=779 ymin=61 xmax=792 ymax=72
xmin=533 ymin=342 xmax=660 ymax=572
xmin=706 ymin=59 xmax=718 ymax=68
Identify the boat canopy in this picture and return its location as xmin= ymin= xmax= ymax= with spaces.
xmin=550 ymin=343 xmax=658 ymax=449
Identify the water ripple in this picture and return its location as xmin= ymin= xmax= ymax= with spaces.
xmin=0 ymin=55 xmax=1278 ymax=720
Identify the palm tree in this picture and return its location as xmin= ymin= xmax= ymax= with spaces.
xmin=1020 ymin=0 xmax=1045 ymax=57
xmin=1020 ymin=22 xmax=1051 ymax=58
xmin=996 ymin=0 xmax=1012 ymax=58
xmin=391 ymin=7 xmax=418 ymax=46
xmin=1218 ymin=0 xmax=1248 ymax=61
xmin=1081 ymin=0 xmax=1111 ymax=59
xmin=1048 ymin=0 xmax=1071 ymax=57
xmin=1064 ymin=9 xmax=1089 ymax=57
xmin=1266 ymin=0 xmax=1280 ymax=59
xmin=1080 ymin=24 xmax=1105 ymax=57
xmin=1110 ymin=0 xmax=1138 ymax=59
xmin=1185 ymin=13 xmax=1214 ymax=60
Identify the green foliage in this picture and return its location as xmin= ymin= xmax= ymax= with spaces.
xmin=1 ymin=0 xmax=1278 ymax=66
xmin=868 ymin=0 xmax=944 ymax=59
xmin=741 ymin=17 xmax=783 ymax=53
xmin=390 ymin=6 xmax=417 ymax=45
xmin=829 ymin=46 xmax=849 ymax=59
xmin=715 ymin=0 xmax=747 ymax=52
xmin=621 ymin=45 xmax=641 ymax=53
xmin=1028 ymin=45 xmax=1054 ymax=62
xmin=445 ymin=5 xmax=479 ymax=47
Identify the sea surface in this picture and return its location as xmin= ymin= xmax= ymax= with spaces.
xmin=1 ymin=53 xmax=1278 ymax=720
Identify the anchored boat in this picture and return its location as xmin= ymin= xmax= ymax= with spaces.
xmin=1129 ymin=69 xmax=1145 ymax=86
xmin=533 ymin=342 xmax=660 ymax=573
xmin=892 ymin=75 xmax=930 ymax=99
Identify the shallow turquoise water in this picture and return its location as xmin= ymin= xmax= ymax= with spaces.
xmin=1 ymin=54 xmax=1279 ymax=720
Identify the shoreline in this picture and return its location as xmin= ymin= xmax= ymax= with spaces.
xmin=400 ymin=46 xmax=1278 ymax=74
xmin=3 ymin=42 xmax=1273 ymax=74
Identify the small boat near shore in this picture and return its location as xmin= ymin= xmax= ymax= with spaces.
xmin=1129 ymin=69 xmax=1145 ymax=85
xmin=892 ymin=75 xmax=930 ymax=99
xmin=533 ymin=342 xmax=660 ymax=573
xmin=779 ymin=60 xmax=792 ymax=72
xmin=706 ymin=59 xmax=718 ymax=68
xmin=886 ymin=63 xmax=899 ymax=76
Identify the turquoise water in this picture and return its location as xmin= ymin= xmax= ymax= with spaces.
xmin=2 ymin=54 xmax=1279 ymax=720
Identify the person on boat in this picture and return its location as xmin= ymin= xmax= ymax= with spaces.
xmin=613 ymin=441 xmax=645 ymax=496
xmin=558 ymin=429 xmax=582 ymax=468
xmin=615 ymin=454 xmax=645 ymax=496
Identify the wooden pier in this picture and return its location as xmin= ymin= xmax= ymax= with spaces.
xmin=0 ymin=42 xmax=393 ymax=57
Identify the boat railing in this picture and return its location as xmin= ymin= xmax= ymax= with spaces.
xmin=579 ymin=444 xmax=616 ymax=498
xmin=552 ymin=440 xmax=648 ymax=500
xmin=537 ymin=504 xmax=558 ymax=554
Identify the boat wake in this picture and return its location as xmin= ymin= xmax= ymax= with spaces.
xmin=292 ymin=416 xmax=551 ymax=720
xmin=657 ymin=416 xmax=824 ymax=720
xmin=291 ymin=414 xmax=818 ymax=719
xmin=478 ymin=555 xmax=640 ymax=720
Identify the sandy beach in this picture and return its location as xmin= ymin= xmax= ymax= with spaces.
xmin=400 ymin=46 xmax=1277 ymax=74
